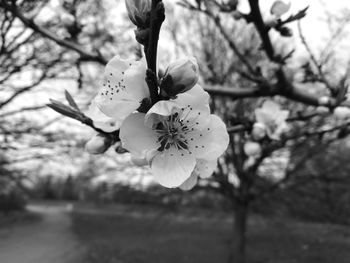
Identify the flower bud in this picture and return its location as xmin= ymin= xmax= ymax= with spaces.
xmin=161 ymin=57 xmax=199 ymax=97
xmin=244 ymin=141 xmax=262 ymax=158
xmin=125 ymin=0 xmax=151 ymax=28
xmin=85 ymin=134 xmax=113 ymax=154
xmin=232 ymin=10 xmax=242 ymax=20
xmin=251 ymin=122 xmax=267 ymax=141
xmin=270 ymin=0 xmax=291 ymax=17
xmin=318 ymin=96 xmax=330 ymax=106
xmin=316 ymin=106 xmax=329 ymax=114
xmin=334 ymin=106 xmax=350 ymax=119
xmin=60 ymin=13 xmax=75 ymax=27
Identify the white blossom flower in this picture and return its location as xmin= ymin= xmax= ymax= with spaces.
xmin=120 ymin=85 xmax=229 ymax=188
xmin=87 ymin=56 xmax=149 ymax=131
xmin=255 ymin=100 xmax=289 ymax=140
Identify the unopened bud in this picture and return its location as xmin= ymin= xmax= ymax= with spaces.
xmin=316 ymin=106 xmax=329 ymax=114
xmin=232 ymin=10 xmax=242 ymax=20
xmin=270 ymin=0 xmax=291 ymax=17
xmin=251 ymin=122 xmax=267 ymax=141
xmin=134 ymin=28 xmax=150 ymax=45
xmin=60 ymin=13 xmax=75 ymax=27
xmin=85 ymin=134 xmax=113 ymax=154
xmin=161 ymin=57 xmax=199 ymax=97
xmin=278 ymin=26 xmax=293 ymax=37
xmin=244 ymin=141 xmax=262 ymax=158
xmin=318 ymin=96 xmax=330 ymax=106
xmin=125 ymin=0 xmax=151 ymax=28
xmin=334 ymin=106 xmax=350 ymax=119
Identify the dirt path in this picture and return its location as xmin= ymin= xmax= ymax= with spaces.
xmin=0 ymin=203 xmax=86 ymax=263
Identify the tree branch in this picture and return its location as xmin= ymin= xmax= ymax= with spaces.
xmin=0 ymin=1 xmax=107 ymax=65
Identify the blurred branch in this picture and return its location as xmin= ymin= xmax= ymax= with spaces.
xmin=297 ymin=21 xmax=334 ymax=94
xmin=178 ymin=0 xmax=257 ymax=76
xmin=0 ymin=1 xmax=107 ymax=65
xmin=0 ymin=70 xmax=51 ymax=109
xmin=0 ymin=105 xmax=47 ymax=118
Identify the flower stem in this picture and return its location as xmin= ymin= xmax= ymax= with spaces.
xmin=146 ymin=0 xmax=165 ymax=105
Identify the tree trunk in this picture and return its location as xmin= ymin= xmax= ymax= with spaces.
xmin=229 ymin=200 xmax=248 ymax=263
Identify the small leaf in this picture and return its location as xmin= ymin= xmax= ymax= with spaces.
xmin=65 ymin=90 xmax=80 ymax=111
xmin=284 ymin=6 xmax=309 ymax=24
xmin=47 ymin=99 xmax=82 ymax=121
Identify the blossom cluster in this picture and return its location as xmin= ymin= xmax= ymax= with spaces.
xmin=244 ymin=100 xmax=289 ymax=168
xmin=85 ymin=56 xmax=229 ymax=190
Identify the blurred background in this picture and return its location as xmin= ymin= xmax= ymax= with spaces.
xmin=1 ymin=0 xmax=350 ymax=263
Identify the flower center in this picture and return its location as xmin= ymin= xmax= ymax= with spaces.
xmin=155 ymin=112 xmax=190 ymax=152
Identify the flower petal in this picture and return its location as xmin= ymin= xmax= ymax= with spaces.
xmin=95 ymin=56 xmax=149 ymax=119
xmin=179 ymin=173 xmax=198 ymax=191
xmin=270 ymin=0 xmax=291 ymax=17
xmin=255 ymin=109 xmax=272 ymax=125
xmin=195 ymin=159 xmax=217 ymax=179
xmin=123 ymin=57 xmax=149 ymax=99
xmin=188 ymin=114 xmax=230 ymax=160
xmin=151 ymin=148 xmax=196 ymax=188
xmin=120 ymin=113 xmax=159 ymax=157
xmin=85 ymin=99 xmax=120 ymax=132
xmin=171 ymin=84 xmax=210 ymax=115
xmin=145 ymin=85 xmax=210 ymax=129
xmin=262 ymin=100 xmax=280 ymax=113
xmin=276 ymin=110 xmax=289 ymax=123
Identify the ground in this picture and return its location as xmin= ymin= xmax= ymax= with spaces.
xmin=72 ymin=203 xmax=350 ymax=263
xmin=0 ymin=202 xmax=85 ymax=263
xmin=1 ymin=202 xmax=350 ymax=263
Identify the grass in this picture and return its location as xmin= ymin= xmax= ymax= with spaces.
xmin=0 ymin=210 xmax=42 ymax=228
xmin=72 ymin=203 xmax=350 ymax=263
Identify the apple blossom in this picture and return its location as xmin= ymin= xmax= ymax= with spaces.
xmin=161 ymin=57 xmax=199 ymax=97
xmin=120 ymin=85 xmax=229 ymax=188
xmin=88 ymin=56 xmax=149 ymax=131
xmin=255 ymin=100 xmax=289 ymax=140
